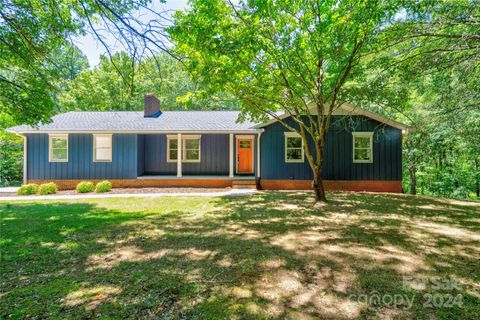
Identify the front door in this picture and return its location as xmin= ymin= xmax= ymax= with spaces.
xmin=237 ymin=138 xmax=253 ymax=174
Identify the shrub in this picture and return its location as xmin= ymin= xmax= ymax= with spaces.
xmin=95 ymin=180 xmax=112 ymax=193
xmin=76 ymin=181 xmax=94 ymax=193
xmin=17 ymin=184 xmax=39 ymax=195
xmin=38 ymin=182 xmax=58 ymax=195
xmin=451 ymin=186 xmax=470 ymax=199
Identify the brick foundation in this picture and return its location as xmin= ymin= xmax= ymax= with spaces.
xmin=260 ymin=180 xmax=403 ymax=193
xmin=27 ymin=179 xmax=402 ymax=193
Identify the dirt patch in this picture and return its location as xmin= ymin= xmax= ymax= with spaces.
xmin=0 ymin=192 xmax=17 ymax=197
xmin=0 ymin=187 xmax=232 ymax=197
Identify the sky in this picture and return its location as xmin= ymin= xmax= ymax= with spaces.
xmin=75 ymin=0 xmax=188 ymax=67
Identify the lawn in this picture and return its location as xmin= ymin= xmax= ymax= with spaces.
xmin=1 ymin=192 xmax=479 ymax=319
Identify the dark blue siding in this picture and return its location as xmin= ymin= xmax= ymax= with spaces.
xmin=143 ymin=134 xmax=231 ymax=175
xmin=137 ymin=134 xmax=145 ymax=176
xmin=143 ymin=134 xmax=176 ymax=174
xmin=260 ymin=116 xmax=402 ymax=180
xmin=26 ymin=134 xmax=138 ymax=180
xmin=261 ymin=118 xmax=314 ymax=180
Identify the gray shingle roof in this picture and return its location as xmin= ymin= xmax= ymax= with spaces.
xmin=8 ymin=111 xmax=259 ymax=133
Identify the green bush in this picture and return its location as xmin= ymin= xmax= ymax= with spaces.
xmin=95 ymin=180 xmax=112 ymax=193
xmin=17 ymin=184 xmax=39 ymax=195
xmin=76 ymin=181 xmax=94 ymax=193
xmin=38 ymin=182 xmax=58 ymax=195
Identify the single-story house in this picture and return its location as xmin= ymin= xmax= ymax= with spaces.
xmin=7 ymin=94 xmax=410 ymax=192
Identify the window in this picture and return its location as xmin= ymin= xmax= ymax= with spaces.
xmin=352 ymin=132 xmax=373 ymax=163
xmin=167 ymin=135 xmax=201 ymax=162
xmin=183 ymin=137 xmax=200 ymax=162
xmin=167 ymin=136 xmax=178 ymax=162
xmin=284 ymin=132 xmax=304 ymax=163
xmin=239 ymin=140 xmax=251 ymax=148
xmin=93 ymin=134 xmax=112 ymax=162
xmin=49 ymin=134 xmax=68 ymax=162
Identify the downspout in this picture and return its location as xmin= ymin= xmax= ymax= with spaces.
xmin=23 ymin=136 xmax=26 ymax=184
xmin=256 ymin=129 xmax=264 ymax=189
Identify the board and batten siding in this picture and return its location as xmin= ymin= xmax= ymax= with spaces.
xmin=137 ymin=134 xmax=145 ymax=176
xmin=260 ymin=116 xmax=402 ymax=181
xmin=142 ymin=134 xmax=232 ymax=176
xmin=26 ymin=134 xmax=138 ymax=180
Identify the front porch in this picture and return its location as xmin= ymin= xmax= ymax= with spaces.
xmin=137 ymin=133 xmax=259 ymax=180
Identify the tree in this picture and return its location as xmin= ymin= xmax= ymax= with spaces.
xmin=51 ymin=45 xmax=90 ymax=81
xmin=363 ymin=0 xmax=480 ymax=198
xmin=171 ymin=0 xmax=399 ymax=202
xmin=0 ymin=113 xmax=22 ymax=187
xmin=58 ymin=51 xmax=241 ymax=111
xmin=0 ymin=0 xmax=171 ymax=125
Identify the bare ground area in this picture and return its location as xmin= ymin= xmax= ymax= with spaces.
xmin=0 ymin=187 xmax=232 ymax=197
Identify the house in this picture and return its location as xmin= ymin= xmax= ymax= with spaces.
xmin=7 ymin=93 xmax=410 ymax=192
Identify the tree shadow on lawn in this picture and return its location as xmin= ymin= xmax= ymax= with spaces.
xmin=1 ymin=192 xmax=479 ymax=319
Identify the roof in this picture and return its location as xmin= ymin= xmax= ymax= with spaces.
xmin=253 ymin=103 xmax=412 ymax=132
xmin=7 ymin=104 xmax=411 ymax=134
xmin=7 ymin=111 xmax=258 ymax=133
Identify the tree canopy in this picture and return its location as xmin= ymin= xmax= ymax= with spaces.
xmin=0 ymin=0 xmax=170 ymax=125
xmin=58 ymin=51 xmax=241 ymax=111
xmin=364 ymin=0 xmax=480 ymax=198
xmin=170 ymin=0 xmax=404 ymax=201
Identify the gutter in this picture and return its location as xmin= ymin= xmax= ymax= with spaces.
xmin=22 ymin=135 xmax=27 ymax=185
xmin=257 ymin=129 xmax=264 ymax=179
xmin=7 ymin=129 xmax=263 ymax=135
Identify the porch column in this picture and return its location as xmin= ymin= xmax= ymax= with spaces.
xmin=177 ymin=133 xmax=182 ymax=177
xmin=229 ymin=133 xmax=234 ymax=177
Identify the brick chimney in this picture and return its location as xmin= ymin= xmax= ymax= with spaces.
xmin=144 ymin=93 xmax=161 ymax=117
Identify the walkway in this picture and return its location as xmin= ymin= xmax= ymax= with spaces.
xmin=0 ymin=188 xmax=256 ymax=201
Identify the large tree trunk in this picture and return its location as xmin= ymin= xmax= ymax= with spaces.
xmin=408 ymin=162 xmax=416 ymax=195
xmin=313 ymin=165 xmax=327 ymax=202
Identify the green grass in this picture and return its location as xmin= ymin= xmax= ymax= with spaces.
xmin=1 ymin=192 xmax=479 ymax=319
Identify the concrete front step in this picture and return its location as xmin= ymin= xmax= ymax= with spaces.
xmin=233 ymin=180 xmax=256 ymax=184
xmin=232 ymin=185 xmax=257 ymax=189
xmin=232 ymin=179 xmax=257 ymax=189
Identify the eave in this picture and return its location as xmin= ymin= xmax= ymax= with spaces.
xmin=252 ymin=103 xmax=413 ymax=133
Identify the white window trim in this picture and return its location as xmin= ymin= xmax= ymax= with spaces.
xmin=284 ymin=132 xmax=304 ymax=163
xmin=167 ymin=134 xmax=201 ymax=163
xmin=49 ymin=134 xmax=68 ymax=162
xmin=166 ymin=135 xmax=178 ymax=163
xmin=352 ymin=132 xmax=374 ymax=163
xmin=183 ymin=135 xmax=201 ymax=163
xmin=93 ymin=134 xmax=113 ymax=162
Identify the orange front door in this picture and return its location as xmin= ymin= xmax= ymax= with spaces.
xmin=237 ymin=138 xmax=253 ymax=173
